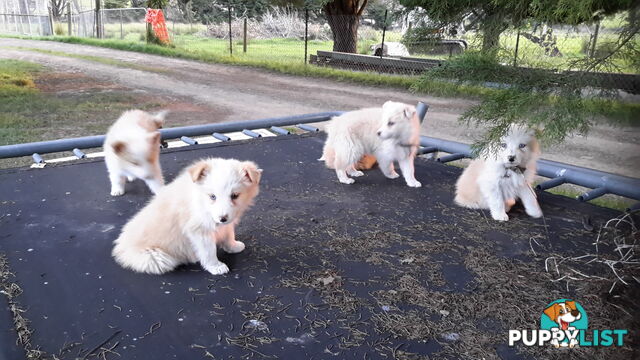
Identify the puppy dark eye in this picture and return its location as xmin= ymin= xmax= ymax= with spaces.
xmin=210 ymin=194 xmax=216 ymax=201
xmin=231 ymin=193 xmax=239 ymax=200
xmin=500 ymin=143 xmax=507 ymax=149
xmin=388 ymin=121 xmax=395 ymax=126
xmin=519 ymin=143 xmax=526 ymax=149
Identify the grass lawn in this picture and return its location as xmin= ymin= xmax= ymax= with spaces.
xmin=0 ymin=58 xmax=163 ymax=168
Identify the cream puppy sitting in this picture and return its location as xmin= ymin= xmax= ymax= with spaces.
xmin=320 ymin=101 xmax=422 ymax=187
xmin=454 ymin=125 xmax=542 ymax=221
xmin=112 ymin=158 xmax=262 ymax=275
xmin=104 ymin=110 xmax=167 ymax=196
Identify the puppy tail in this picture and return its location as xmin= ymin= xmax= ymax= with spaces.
xmin=320 ymin=145 xmax=336 ymax=169
xmin=112 ymin=243 xmax=178 ymax=275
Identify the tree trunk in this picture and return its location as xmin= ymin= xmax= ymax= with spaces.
xmin=326 ymin=14 xmax=359 ymax=53
xmin=481 ymin=22 xmax=502 ymax=53
xmin=323 ymin=0 xmax=368 ymax=54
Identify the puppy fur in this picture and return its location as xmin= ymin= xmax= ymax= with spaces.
xmin=104 ymin=110 xmax=167 ymax=196
xmin=320 ymin=101 xmax=422 ymax=187
xmin=112 ymin=158 xmax=262 ymax=275
xmin=454 ymin=124 xmax=542 ymax=221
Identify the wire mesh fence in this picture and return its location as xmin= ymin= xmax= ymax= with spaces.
xmin=0 ymin=2 xmax=637 ymax=94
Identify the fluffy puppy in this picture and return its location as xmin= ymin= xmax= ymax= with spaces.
xmin=104 ymin=110 xmax=167 ymax=196
xmin=112 ymin=158 xmax=262 ymax=275
xmin=454 ymin=125 xmax=542 ymax=221
xmin=320 ymin=101 xmax=422 ymax=187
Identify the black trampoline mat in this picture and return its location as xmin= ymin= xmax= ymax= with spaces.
xmin=0 ymin=133 xmax=637 ymax=360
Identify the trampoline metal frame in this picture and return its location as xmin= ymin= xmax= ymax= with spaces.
xmin=0 ymin=102 xmax=637 ymax=209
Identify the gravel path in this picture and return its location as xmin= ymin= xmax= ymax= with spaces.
xmin=1 ymin=38 xmax=638 ymax=178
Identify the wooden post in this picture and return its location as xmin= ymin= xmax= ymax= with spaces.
xmin=65 ymin=4 xmax=70 ymax=36
xmin=119 ymin=8 xmax=123 ymax=39
xmin=304 ymin=7 xmax=308 ymax=64
xmin=589 ymin=20 xmax=600 ymax=59
xmin=513 ymin=29 xmax=520 ymax=67
xmin=243 ymin=17 xmax=247 ymax=53
xmin=227 ymin=3 xmax=232 ymax=55
xmin=47 ymin=7 xmax=54 ymax=35
xmin=380 ymin=10 xmax=388 ymax=58
xmin=95 ymin=0 xmax=101 ymax=38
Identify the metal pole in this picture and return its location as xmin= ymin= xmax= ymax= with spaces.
xmin=227 ymin=3 xmax=232 ymax=55
xmin=380 ymin=9 xmax=388 ymax=58
xmin=589 ymin=20 xmax=600 ymax=59
xmin=67 ymin=3 xmax=72 ymax=36
xmin=95 ymin=0 xmax=100 ymax=38
xmin=119 ymin=8 xmax=123 ymax=39
xmin=513 ymin=29 xmax=520 ymax=67
xmin=243 ymin=17 xmax=247 ymax=53
xmin=304 ymin=7 xmax=308 ymax=64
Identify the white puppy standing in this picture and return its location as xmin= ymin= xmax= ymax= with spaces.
xmin=454 ymin=124 xmax=542 ymax=221
xmin=112 ymin=158 xmax=262 ymax=275
xmin=104 ymin=110 xmax=167 ymax=196
xmin=320 ymin=101 xmax=422 ymax=187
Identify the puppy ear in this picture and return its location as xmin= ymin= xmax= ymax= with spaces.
xmin=188 ymin=161 xmax=209 ymax=183
xmin=153 ymin=110 xmax=168 ymax=128
xmin=112 ymin=141 xmax=126 ymax=154
xmin=404 ymin=105 xmax=416 ymax=119
xmin=565 ymin=301 xmax=576 ymax=311
xmin=543 ymin=303 xmax=560 ymax=322
xmin=241 ymin=162 xmax=262 ymax=185
xmin=148 ymin=132 xmax=161 ymax=145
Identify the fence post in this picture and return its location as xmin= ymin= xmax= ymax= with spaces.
xmin=380 ymin=9 xmax=388 ymax=58
xmin=243 ymin=17 xmax=247 ymax=53
xmin=94 ymin=0 xmax=101 ymax=38
xmin=67 ymin=3 xmax=72 ymax=36
xmin=47 ymin=7 xmax=54 ymax=36
xmin=589 ymin=20 xmax=600 ymax=59
xmin=304 ymin=7 xmax=308 ymax=64
xmin=22 ymin=0 xmax=31 ymax=35
xmin=513 ymin=29 xmax=520 ymax=67
xmin=119 ymin=8 xmax=123 ymax=39
xmin=227 ymin=3 xmax=232 ymax=55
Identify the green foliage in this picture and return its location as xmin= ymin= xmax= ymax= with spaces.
xmin=104 ymin=0 xmax=130 ymax=9
xmin=147 ymin=0 xmax=168 ymax=9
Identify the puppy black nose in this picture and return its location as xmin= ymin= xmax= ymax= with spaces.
xmin=571 ymin=310 xmax=580 ymax=317
xmin=377 ymin=131 xmax=382 ymax=136
xmin=219 ymin=215 xmax=228 ymax=223
xmin=508 ymin=156 xmax=515 ymax=162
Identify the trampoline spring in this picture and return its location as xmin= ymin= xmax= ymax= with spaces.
xmin=242 ymin=129 xmax=262 ymax=138
xmin=72 ymin=148 xmax=86 ymax=159
xmin=212 ymin=133 xmax=231 ymax=142
xmin=536 ymin=177 xmax=566 ymax=191
xmin=578 ymin=187 xmax=608 ymax=202
xmin=437 ymin=153 xmax=466 ymax=163
xmin=180 ymin=136 xmax=198 ymax=145
xmin=32 ymin=153 xmax=44 ymax=164
xmin=417 ymin=146 xmax=437 ymax=155
xmin=269 ymin=126 xmax=290 ymax=135
xmin=296 ymin=124 xmax=319 ymax=132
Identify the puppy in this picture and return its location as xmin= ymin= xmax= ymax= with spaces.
xmin=454 ymin=124 xmax=542 ymax=221
xmin=320 ymin=101 xmax=422 ymax=187
xmin=104 ymin=110 xmax=167 ymax=196
xmin=112 ymin=158 xmax=262 ymax=275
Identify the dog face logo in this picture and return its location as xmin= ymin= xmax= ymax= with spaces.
xmin=544 ymin=301 xmax=581 ymax=330
xmin=540 ymin=299 xmax=588 ymax=348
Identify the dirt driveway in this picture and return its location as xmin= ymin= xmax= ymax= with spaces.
xmin=0 ymin=38 xmax=638 ymax=178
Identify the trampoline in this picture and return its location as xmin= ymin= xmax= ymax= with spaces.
xmin=0 ymin=124 xmax=638 ymax=359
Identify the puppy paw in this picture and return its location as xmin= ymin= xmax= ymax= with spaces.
xmin=126 ymin=175 xmax=135 ymax=182
xmin=406 ymin=180 xmax=422 ymax=188
xmin=385 ymin=172 xmax=400 ymax=179
xmin=224 ymin=241 xmax=245 ymax=254
xmin=349 ymin=170 xmax=365 ymax=177
xmin=492 ymin=212 xmax=509 ymax=221
xmin=110 ymin=188 xmax=125 ymax=196
xmin=527 ymin=208 xmax=543 ymax=218
xmin=339 ymin=178 xmax=355 ymax=184
xmin=204 ymin=262 xmax=229 ymax=275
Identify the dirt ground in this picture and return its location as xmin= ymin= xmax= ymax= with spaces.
xmin=0 ymin=38 xmax=638 ymax=178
